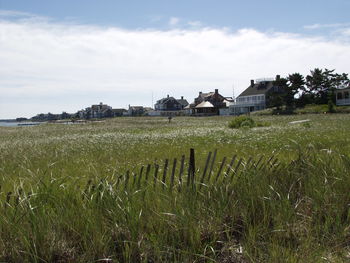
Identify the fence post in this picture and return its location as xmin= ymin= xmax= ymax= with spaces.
xmin=200 ymin=151 xmax=212 ymax=188
xmin=187 ymin=148 xmax=195 ymax=186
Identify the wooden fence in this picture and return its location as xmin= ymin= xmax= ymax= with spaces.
xmin=2 ymin=148 xmax=281 ymax=207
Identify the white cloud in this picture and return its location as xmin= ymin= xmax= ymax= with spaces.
xmin=169 ymin=17 xmax=180 ymax=26
xmin=0 ymin=16 xmax=350 ymax=118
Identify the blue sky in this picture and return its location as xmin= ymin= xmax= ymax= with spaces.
xmin=0 ymin=0 xmax=349 ymax=118
xmin=0 ymin=0 xmax=350 ymax=33
xmin=1 ymin=0 xmax=349 ymax=33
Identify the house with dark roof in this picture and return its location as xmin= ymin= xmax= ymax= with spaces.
xmin=77 ymin=102 xmax=126 ymax=119
xmin=125 ymin=105 xmax=146 ymax=116
xmin=186 ymin=89 xmax=226 ymax=115
xmin=154 ymin=95 xmax=188 ymax=111
xmin=229 ymin=75 xmax=283 ymax=115
xmin=112 ymin=108 xmax=127 ymax=116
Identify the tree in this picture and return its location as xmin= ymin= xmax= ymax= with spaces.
xmin=286 ymin=73 xmax=306 ymax=110
xmin=268 ymin=77 xmax=288 ymax=110
xmin=306 ymin=68 xmax=349 ymax=104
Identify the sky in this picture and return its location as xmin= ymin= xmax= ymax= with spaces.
xmin=0 ymin=0 xmax=350 ymax=119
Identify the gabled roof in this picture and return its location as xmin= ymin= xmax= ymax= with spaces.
xmin=129 ymin=106 xmax=144 ymax=110
xmin=156 ymin=96 xmax=180 ymax=105
xmin=195 ymin=101 xmax=214 ymax=108
xmin=238 ymin=81 xmax=275 ymax=97
xmin=177 ymin=98 xmax=189 ymax=106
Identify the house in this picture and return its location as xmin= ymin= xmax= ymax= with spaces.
xmin=78 ymin=102 xmax=121 ymax=119
xmin=335 ymin=87 xmax=350 ymax=106
xmin=219 ymin=97 xmax=234 ymax=115
xmin=229 ymin=75 xmax=283 ymax=115
xmin=125 ymin=105 xmax=145 ymax=116
xmin=154 ymin=95 xmax=189 ymax=111
xmin=177 ymin=96 xmax=189 ymax=110
xmin=186 ymin=89 xmax=226 ymax=115
xmin=112 ymin=108 xmax=127 ymax=117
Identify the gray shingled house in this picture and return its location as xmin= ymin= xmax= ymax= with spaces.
xmin=154 ymin=95 xmax=188 ymax=111
xmin=230 ymin=75 xmax=283 ymax=115
xmin=185 ymin=89 xmax=226 ymax=115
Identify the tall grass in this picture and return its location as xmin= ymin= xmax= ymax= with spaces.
xmin=0 ymin=115 xmax=350 ymax=262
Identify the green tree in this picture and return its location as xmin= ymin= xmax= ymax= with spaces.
xmin=306 ymin=68 xmax=326 ymax=103
xmin=306 ymin=68 xmax=349 ymax=104
xmin=268 ymin=77 xmax=287 ymax=110
xmin=286 ymin=73 xmax=306 ymax=110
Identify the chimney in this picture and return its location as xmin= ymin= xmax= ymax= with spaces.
xmin=199 ymin=91 xmax=202 ymax=96
xmin=250 ymin=80 xmax=255 ymax=86
xmin=215 ymin=89 xmax=218 ymax=95
xmin=276 ymin=75 xmax=280 ymax=81
xmin=167 ymin=94 xmax=169 ymax=98
xmin=181 ymin=96 xmax=184 ymax=100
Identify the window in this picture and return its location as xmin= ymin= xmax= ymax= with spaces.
xmin=344 ymin=91 xmax=349 ymax=99
xmin=337 ymin=92 xmax=343 ymax=100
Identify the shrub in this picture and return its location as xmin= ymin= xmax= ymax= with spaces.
xmin=328 ymin=100 xmax=336 ymax=113
xmin=228 ymin=116 xmax=270 ymax=129
xmin=228 ymin=115 xmax=254 ymax=128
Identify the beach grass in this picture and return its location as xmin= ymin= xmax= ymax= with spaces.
xmin=0 ymin=114 xmax=349 ymax=262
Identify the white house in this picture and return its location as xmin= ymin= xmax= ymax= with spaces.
xmin=228 ymin=75 xmax=283 ymax=115
xmin=335 ymin=87 xmax=350 ymax=106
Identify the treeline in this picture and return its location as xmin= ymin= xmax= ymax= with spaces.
xmin=269 ymin=68 xmax=349 ymax=112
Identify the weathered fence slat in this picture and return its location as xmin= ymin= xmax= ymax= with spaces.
xmin=200 ymin=151 xmax=212 ymax=188
xmin=15 ymin=189 xmax=23 ymax=206
xmin=224 ymin=155 xmax=237 ymax=179
xmin=254 ymin=156 xmax=264 ymax=169
xmin=230 ymin=158 xmax=243 ymax=182
xmin=5 ymin=191 xmax=12 ymax=208
xmin=170 ymin=158 xmax=177 ymax=190
xmin=153 ymin=164 xmax=159 ymax=187
xmin=132 ymin=172 xmax=137 ymax=186
xmin=145 ymin=164 xmax=151 ymax=182
xmin=245 ymin=157 xmax=253 ymax=169
xmin=215 ymin=157 xmax=227 ymax=182
xmin=162 ymin=159 xmax=169 ymax=189
xmin=207 ymin=149 xmax=217 ymax=182
xmin=137 ymin=166 xmax=144 ymax=189
xmin=179 ymin=155 xmax=185 ymax=189
xmin=187 ymin=148 xmax=195 ymax=186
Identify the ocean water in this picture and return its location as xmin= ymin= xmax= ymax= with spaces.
xmin=0 ymin=122 xmax=42 ymax=127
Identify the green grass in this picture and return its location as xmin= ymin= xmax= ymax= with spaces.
xmin=295 ymin=104 xmax=350 ymax=114
xmin=0 ymin=115 xmax=350 ymax=262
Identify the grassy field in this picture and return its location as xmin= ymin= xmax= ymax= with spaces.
xmin=0 ymin=114 xmax=350 ymax=262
